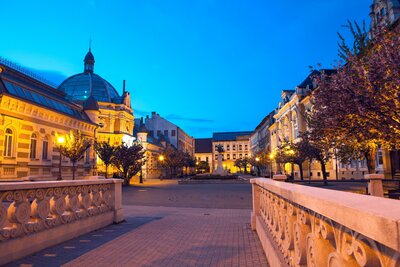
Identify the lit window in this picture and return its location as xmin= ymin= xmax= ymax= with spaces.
xmin=30 ymin=133 xmax=38 ymax=159
xmin=4 ymin=128 xmax=13 ymax=157
xmin=42 ymin=136 xmax=49 ymax=160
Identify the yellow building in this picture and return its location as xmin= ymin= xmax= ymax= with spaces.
xmin=0 ymin=50 xmax=134 ymax=181
xmin=212 ymin=131 xmax=252 ymax=173
xmin=0 ymin=58 xmax=97 ymax=180
xmin=58 ymin=49 xmax=134 ymax=177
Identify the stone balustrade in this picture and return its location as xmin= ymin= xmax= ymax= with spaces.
xmin=0 ymin=179 xmax=123 ymax=265
xmin=251 ymin=178 xmax=400 ymax=267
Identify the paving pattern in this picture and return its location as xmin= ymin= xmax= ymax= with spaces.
xmin=9 ymin=181 xmax=268 ymax=267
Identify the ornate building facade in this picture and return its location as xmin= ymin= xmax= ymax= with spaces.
xmin=0 ymin=49 xmax=134 ymax=180
xmin=58 ymin=49 xmax=134 ymax=177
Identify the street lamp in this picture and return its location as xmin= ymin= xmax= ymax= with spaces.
xmin=56 ymin=135 xmax=65 ymax=180
xmin=255 ymin=157 xmax=260 ymax=177
xmin=158 ymin=155 xmax=165 ymax=179
xmin=269 ymin=153 xmax=274 ymax=178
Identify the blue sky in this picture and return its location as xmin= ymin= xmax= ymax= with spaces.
xmin=1 ymin=0 xmax=370 ymax=138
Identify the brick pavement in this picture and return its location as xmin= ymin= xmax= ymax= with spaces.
xmin=10 ymin=205 xmax=268 ymax=267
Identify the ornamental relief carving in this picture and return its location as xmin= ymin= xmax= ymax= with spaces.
xmin=0 ymin=184 xmax=112 ymax=241
xmin=257 ymin=186 xmax=400 ymax=267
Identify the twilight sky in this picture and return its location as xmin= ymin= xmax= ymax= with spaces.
xmin=1 ymin=0 xmax=370 ymax=138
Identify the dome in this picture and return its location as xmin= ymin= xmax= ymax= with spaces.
xmin=58 ymin=49 xmax=122 ymax=103
xmin=58 ymin=73 xmax=121 ymax=103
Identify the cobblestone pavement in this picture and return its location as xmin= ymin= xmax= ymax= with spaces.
xmin=10 ymin=181 xmax=268 ymax=267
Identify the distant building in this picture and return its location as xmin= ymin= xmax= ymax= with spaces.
xmin=194 ymin=138 xmax=213 ymax=171
xmin=370 ymin=0 xmax=400 ymax=31
xmin=134 ymin=118 xmax=166 ymax=179
xmin=250 ymin=111 xmax=275 ymax=155
xmin=143 ymin=112 xmax=194 ymax=155
xmin=212 ymin=131 xmax=253 ymax=173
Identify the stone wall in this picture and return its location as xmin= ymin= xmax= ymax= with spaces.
xmin=251 ymin=178 xmax=400 ymax=266
xmin=0 ymin=179 xmax=123 ymax=265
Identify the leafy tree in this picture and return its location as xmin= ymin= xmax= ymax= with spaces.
xmin=196 ymin=161 xmax=210 ymax=173
xmin=249 ymin=151 xmax=270 ymax=177
xmin=337 ymin=20 xmax=369 ymax=61
xmin=312 ymin=26 xmax=400 ymax=173
xmin=56 ymin=130 xmax=91 ymax=180
xmin=159 ymin=146 xmax=185 ymax=178
xmin=112 ymin=142 xmax=145 ymax=185
xmin=276 ymin=140 xmax=308 ymax=180
xmin=182 ymin=152 xmax=196 ymax=175
xmin=234 ymin=158 xmax=249 ymax=173
xmin=94 ymin=140 xmax=117 ymax=178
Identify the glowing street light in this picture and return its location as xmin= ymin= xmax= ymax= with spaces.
xmin=158 ymin=155 xmax=165 ymax=179
xmin=56 ymin=135 xmax=65 ymax=180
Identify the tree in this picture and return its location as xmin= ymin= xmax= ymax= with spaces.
xmin=234 ymin=158 xmax=249 ymax=173
xmin=249 ymin=151 xmax=270 ymax=177
xmin=159 ymin=146 xmax=185 ymax=178
xmin=94 ymin=140 xmax=117 ymax=178
xmin=312 ymin=26 xmax=400 ymax=174
xmin=112 ymin=142 xmax=145 ymax=186
xmin=276 ymin=140 xmax=308 ymax=180
xmin=300 ymin=131 xmax=332 ymax=185
xmin=56 ymin=130 xmax=91 ymax=180
xmin=182 ymin=152 xmax=196 ymax=175
xmin=234 ymin=159 xmax=243 ymax=173
xmin=196 ymin=161 xmax=210 ymax=173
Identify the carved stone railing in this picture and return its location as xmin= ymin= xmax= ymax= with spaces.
xmin=251 ymin=178 xmax=400 ymax=267
xmin=0 ymin=179 xmax=123 ymax=265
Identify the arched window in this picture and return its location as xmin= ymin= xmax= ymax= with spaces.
xmin=30 ymin=133 xmax=38 ymax=159
xmin=4 ymin=128 xmax=13 ymax=157
xmin=42 ymin=136 xmax=49 ymax=160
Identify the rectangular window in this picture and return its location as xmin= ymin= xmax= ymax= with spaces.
xmin=227 ymin=145 xmax=230 ymax=151
xmin=317 ymin=172 xmax=321 ymax=177
xmin=233 ymin=154 xmax=236 ymax=159
xmin=239 ymin=145 xmax=242 ymax=151
xmin=233 ymin=145 xmax=236 ymax=151
xmin=206 ymin=157 xmax=208 ymax=162
xmin=85 ymin=148 xmax=90 ymax=164
xmin=244 ymin=145 xmax=248 ymax=150
xmin=164 ymin=130 xmax=168 ymax=137
xmin=42 ymin=140 xmax=48 ymax=160
xmin=149 ymin=130 xmax=154 ymax=137
xmin=171 ymin=130 xmax=176 ymax=136
xmin=227 ymin=154 xmax=230 ymax=160
xmin=30 ymin=139 xmax=37 ymax=159
xmin=215 ymin=154 xmax=218 ymax=160
xmin=239 ymin=154 xmax=243 ymax=159
xmin=157 ymin=130 xmax=161 ymax=137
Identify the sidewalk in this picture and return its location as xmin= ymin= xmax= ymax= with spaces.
xmin=10 ymin=205 xmax=268 ymax=267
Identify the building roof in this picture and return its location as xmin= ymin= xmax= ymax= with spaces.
xmin=0 ymin=60 xmax=92 ymax=123
xmin=195 ymin=138 xmax=212 ymax=153
xmin=212 ymin=131 xmax=253 ymax=142
xmin=58 ymin=50 xmax=122 ymax=104
xmin=297 ymin=69 xmax=336 ymax=89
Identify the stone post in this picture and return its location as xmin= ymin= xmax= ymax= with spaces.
xmin=250 ymin=179 xmax=260 ymax=230
xmin=365 ymin=174 xmax=384 ymax=197
xmin=273 ymin=174 xmax=287 ymax=182
xmin=110 ymin=179 xmax=124 ymax=223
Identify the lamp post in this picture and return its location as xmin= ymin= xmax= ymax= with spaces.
xmin=158 ymin=155 xmax=165 ymax=179
xmin=56 ymin=135 xmax=65 ymax=180
xmin=269 ymin=153 xmax=274 ymax=178
xmin=255 ymin=157 xmax=260 ymax=176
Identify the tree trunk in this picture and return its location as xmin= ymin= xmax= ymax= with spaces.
xmin=105 ymin=164 xmax=108 ymax=179
xmin=298 ymin=163 xmax=304 ymax=180
xmin=72 ymin=161 xmax=76 ymax=180
xmin=320 ymin=160 xmax=328 ymax=185
xmin=365 ymin=147 xmax=377 ymax=174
